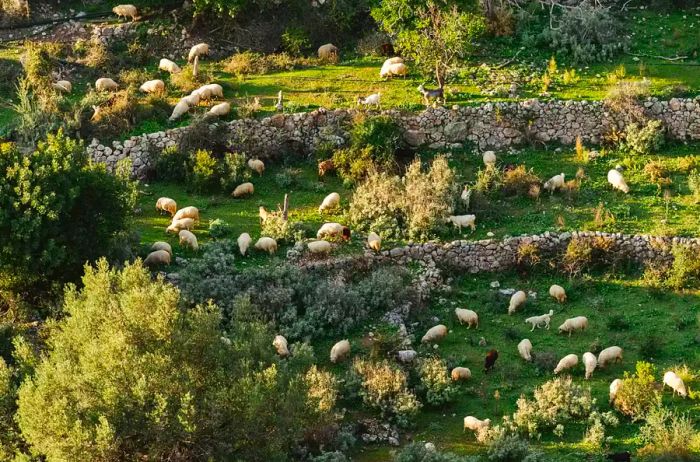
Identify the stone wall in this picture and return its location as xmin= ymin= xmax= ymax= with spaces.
xmin=88 ymin=97 xmax=700 ymax=179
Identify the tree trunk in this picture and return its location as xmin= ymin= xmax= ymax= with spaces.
xmin=282 ymin=194 xmax=289 ymax=221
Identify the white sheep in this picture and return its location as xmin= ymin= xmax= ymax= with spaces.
xmin=379 ymin=57 xmax=405 ymax=78
xmin=455 ymin=308 xmax=478 ymax=329
xmin=463 ymin=416 xmax=491 ymax=434
xmin=421 ymin=324 xmax=447 ymax=343
xmin=319 ymin=192 xmax=340 ymax=213
xmin=663 ymin=371 xmax=687 ymax=398
xmin=169 ymin=99 xmax=191 ymax=121
xmin=446 ymin=214 xmax=476 ymax=232
xmin=52 ymin=80 xmax=72 ymax=93
xmin=549 ymin=284 xmax=566 ymax=303
xmin=139 ymin=79 xmax=165 ymax=94
xmin=330 ymin=339 xmax=350 ymax=363
xmin=554 ymin=354 xmax=578 ymax=374
xmin=166 ymin=218 xmax=195 ymax=233
xmin=273 ymin=335 xmax=290 ymax=357
xmin=232 ymin=182 xmax=254 ymax=198
xmin=159 ymin=58 xmax=181 ymax=74
xmin=95 ymin=77 xmax=118 ymax=92
xmin=307 ymin=240 xmax=332 ymax=255
xmin=609 ymin=378 xmax=623 ymax=404
xmin=193 ymin=83 xmax=223 ymax=100
xmin=112 ymin=4 xmax=139 ymax=21
xmin=518 ymin=339 xmax=532 ymax=361
xmin=188 ymin=43 xmax=210 ymax=63
xmin=181 ymin=93 xmax=200 ymax=107
xmin=367 ymin=232 xmax=381 ymax=252
xmin=607 ymin=169 xmax=630 ymax=193
xmin=384 ymin=57 xmax=404 ymax=65
xmin=582 ymin=352 xmax=597 ymax=379
xmin=558 ymin=316 xmax=588 ymax=336
xmin=151 ymin=241 xmax=172 ymax=255
xmin=247 ymin=159 xmax=265 ymax=176
xmin=482 ymin=151 xmax=497 ymax=167
xmin=156 ymin=197 xmax=177 ymax=216
xmin=178 ymin=229 xmax=198 ymax=251
xmin=543 ymin=173 xmax=565 ymax=194
xmin=143 ymin=249 xmax=171 ymax=267
xmin=396 ymin=350 xmax=417 ymax=363
xmin=508 ymin=290 xmax=527 ymax=315
xmin=357 ymin=92 xmax=381 ymax=108
xmin=598 ymin=346 xmax=623 ymax=367
xmin=318 ymin=43 xmax=339 ymax=62
xmin=316 ymin=222 xmax=350 ymax=240
xmin=451 ymin=367 xmax=472 ymax=381
xmin=254 ymin=237 xmax=278 ymax=255
xmin=235 ymin=233 xmax=250 ymax=257
xmin=207 ymin=102 xmax=231 ymax=117
xmin=380 ymin=62 xmax=408 ymax=79
xmin=524 ymin=310 xmax=554 ymax=331
xmin=173 ymin=206 xmax=199 ymax=222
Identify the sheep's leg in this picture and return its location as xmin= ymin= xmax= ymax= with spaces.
xmin=530 ymin=324 xmax=535 ymax=332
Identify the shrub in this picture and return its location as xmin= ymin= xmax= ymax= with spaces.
xmin=625 ymin=120 xmax=665 ymax=155
xmin=473 ymin=165 xmax=503 ymax=194
xmin=393 ymin=442 xmax=476 ymax=462
xmin=209 ymin=219 xmax=233 ymax=240
xmin=688 ymin=170 xmax=700 ymax=204
xmin=638 ymin=406 xmax=699 ymax=459
xmin=486 ymin=434 xmax=530 ymax=462
xmin=417 ymin=358 xmax=457 ymax=406
xmin=154 ymin=146 xmax=189 ymax=182
xmin=187 ymin=149 xmax=218 ymax=192
xmin=562 ymin=238 xmax=593 ymax=277
xmin=532 ymin=351 xmax=557 ymax=374
xmin=606 ymin=314 xmax=630 ymax=331
xmin=83 ymin=89 xmax=140 ymax=141
xmin=218 ymin=152 xmax=251 ymax=191
xmin=516 ymin=242 xmax=541 ymax=268
xmin=178 ymin=117 xmax=230 ymax=155
xmin=604 ymin=80 xmax=651 ymax=124
xmin=348 ymin=171 xmax=405 ymax=238
xmin=170 ymin=65 xmax=212 ymax=92
xmin=614 ymin=361 xmax=661 ymax=421
xmin=312 ymin=452 xmax=350 ymax=462
xmin=260 ymin=215 xmax=294 ymax=243
xmin=305 ymin=365 xmax=339 ymax=414
xmin=666 ymin=244 xmax=700 ymax=290
xmin=281 ymin=26 xmax=310 ymax=56
xmin=502 ymin=166 xmax=540 ymax=197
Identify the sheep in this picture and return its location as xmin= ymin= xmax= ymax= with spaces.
xmin=446 ymin=214 xmax=476 ymax=232
xmin=237 ymin=233 xmax=252 ymax=256
xmin=663 ymin=371 xmax=687 ymax=398
xmin=159 ymin=58 xmax=181 ymax=74
xmin=451 ymin=367 xmax=472 ymax=381
xmin=583 ymin=352 xmax=597 ymax=379
xmin=112 ymin=4 xmax=139 ymax=21
xmin=598 ymin=346 xmax=623 ymax=367
xmin=166 ymin=218 xmax=195 ymax=233
xmin=319 ymin=192 xmax=340 ymax=213
xmin=518 ymin=339 xmax=532 ymax=362
xmin=317 ymin=222 xmax=351 ymax=241
xmin=181 ymin=93 xmax=200 ymax=107
xmin=609 ymin=379 xmax=623 ymax=404
xmin=254 ymin=237 xmax=278 ymax=255
xmin=607 ymin=169 xmax=630 ymax=193
xmin=524 ymin=310 xmax=554 ymax=331
xmin=193 ymin=83 xmax=223 ymax=100
xmin=188 ymin=43 xmax=210 ymax=63
xmin=178 ymin=230 xmax=198 ymax=251
xmin=318 ymin=43 xmax=339 ymax=62
xmin=454 ymin=308 xmax=478 ymax=329
xmin=156 ymin=197 xmax=177 ymax=216
xmin=463 ymin=416 xmax=491 ymax=434
xmin=508 ymin=290 xmax=527 ymax=315
xmin=357 ymin=92 xmax=381 ymax=108
xmin=232 ymin=182 xmax=255 ymax=198
xmin=330 ymin=339 xmax=350 ymax=363
xmin=318 ymin=159 xmax=335 ymax=177
xmin=273 ymin=335 xmax=290 ymax=357
xmin=173 ymin=206 xmax=199 ymax=222
xmin=143 ymin=249 xmax=171 ymax=267
xmin=558 ymin=316 xmax=588 ymax=336
xmin=151 ymin=241 xmax=172 ymax=255
xmin=139 ymin=79 xmax=165 ymax=94
xmin=396 ymin=350 xmax=417 ymax=363
xmin=384 ymin=57 xmax=404 ymax=65
xmin=484 ymin=349 xmax=499 ymax=373
xmin=380 ymin=62 xmax=408 ymax=79
xmin=482 ymin=151 xmax=497 ymax=167
xmin=549 ymin=284 xmax=567 ymax=303
xmin=91 ymin=105 xmax=103 ymax=122
xmin=95 ymin=77 xmax=118 ymax=92
xmin=421 ymin=324 xmax=447 ymax=344
xmin=307 ymin=240 xmax=332 ymax=255
xmin=554 ymin=354 xmax=578 ymax=374
xmin=367 ymin=232 xmax=381 ymax=252
xmin=247 ymin=158 xmax=265 ymax=176
xmin=169 ymin=99 xmax=191 ymax=121
xmin=52 ymin=80 xmax=72 ymax=93
xmin=207 ymin=102 xmax=231 ymax=118
xmin=543 ymin=173 xmax=565 ymax=194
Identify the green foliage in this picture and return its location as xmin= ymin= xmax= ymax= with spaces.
xmin=417 ymin=357 xmax=457 ymax=406
xmin=187 ymin=149 xmax=218 ymax=193
xmin=614 ymin=361 xmax=661 ymax=421
xmin=688 ymin=170 xmax=700 ymax=204
xmin=473 ymin=165 xmax=503 ymax=194
xmin=501 ymin=165 xmax=541 ymax=197
xmin=281 ymin=26 xmax=310 ymax=56
xmin=624 ymin=119 xmax=665 ymax=155
xmin=486 ymin=434 xmax=531 ymax=462
xmin=0 ymin=357 xmax=22 ymax=460
xmin=208 ymin=218 xmax=233 ymax=239
xmin=667 ymin=244 xmax=700 ymax=290
xmin=260 ymin=215 xmax=294 ymax=243
xmin=393 ymin=442 xmax=476 ymax=462
xmin=154 ymin=146 xmax=188 ymax=182
xmin=219 ymin=152 xmax=251 ymax=191
xmin=638 ymin=406 xmax=699 ymax=459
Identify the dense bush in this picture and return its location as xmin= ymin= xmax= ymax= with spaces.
xmin=638 ymin=406 xmax=699 ymax=458
xmin=393 ymin=442 xmax=476 ymax=462
xmin=154 ymin=146 xmax=189 ymax=182
xmin=208 ymin=219 xmax=233 ymax=239
xmin=624 ymin=120 xmax=665 ymax=155
xmin=417 ymin=358 xmax=457 ymax=406
xmin=486 ymin=434 xmax=530 ymax=462
xmin=502 ymin=165 xmax=541 ymax=197
xmin=688 ymin=170 xmax=700 ymax=204
xmin=614 ymin=361 xmax=661 ymax=421
xmin=187 ymin=149 xmax=219 ymax=192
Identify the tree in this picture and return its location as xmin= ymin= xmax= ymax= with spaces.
xmin=371 ymin=0 xmax=485 ymax=85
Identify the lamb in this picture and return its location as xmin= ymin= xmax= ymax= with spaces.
xmin=663 ymin=371 xmax=687 ymax=397
xmin=543 ymin=173 xmax=565 ymax=194
xmin=317 ymin=222 xmax=351 ymax=241
xmin=482 ymin=151 xmax=497 ymax=167
xmin=380 ymin=62 xmax=408 ymax=79
xmin=508 ymin=290 xmax=527 ymax=315
xmin=232 ymin=182 xmax=254 ymax=198
xmin=254 ymin=237 xmax=278 ymax=255
xmin=484 ymin=349 xmax=499 ymax=373
xmin=143 ymin=249 xmax=171 ymax=267
xmin=421 ymin=324 xmax=448 ymax=343
xmin=318 ymin=43 xmax=339 ymax=62
xmin=139 ymin=79 xmax=165 ymax=94
xmin=609 ymin=379 xmax=623 ymax=404
xmin=518 ymin=339 xmax=532 ymax=361
xmin=318 ymin=192 xmax=340 ymax=213
xmin=151 ymin=241 xmax=172 ymax=255
xmin=112 ymin=4 xmax=139 ymax=21
xmin=169 ymin=99 xmax=191 ymax=121
xmin=188 ymin=43 xmax=210 ymax=63
xmin=156 ymin=197 xmax=177 ymax=216
xmin=307 ymin=240 xmax=332 ymax=255
xmin=247 ymin=159 xmax=265 ymax=176
xmin=583 ymin=352 xmax=597 ymax=379
xmin=237 ymin=233 xmax=252 ymax=256
xmin=178 ymin=230 xmax=198 ymax=251
xmin=549 ymin=284 xmax=567 ymax=303
xmin=95 ymin=77 xmax=118 ymax=92
xmin=159 ymin=58 xmax=181 ymax=74
xmin=207 ymin=102 xmax=231 ymax=117
xmin=554 ymin=354 xmax=578 ymax=374
xmin=446 ymin=214 xmax=476 ymax=232
xmin=454 ymin=308 xmax=478 ymax=329
xmin=396 ymin=350 xmax=417 ymax=363
xmin=166 ymin=218 xmax=195 ymax=233
xmin=463 ymin=416 xmax=491 ymax=434
xmin=173 ymin=206 xmax=200 ymax=222
xmin=598 ymin=346 xmax=623 ymax=367
xmin=367 ymin=232 xmax=381 ymax=252
xmin=330 ymin=339 xmax=350 ymax=363
xmin=558 ymin=316 xmax=588 ymax=336
xmin=52 ymin=80 xmax=72 ymax=93
xmin=524 ymin=310 xmax=554 ymax=331
xmin=273 ymin=335 xmax=290 ymax=357
xmin=318 ymin=159 xmax=335 ymax=177
xmin=451 ymin=367 xmax=472 ymax=381
xmin=607 ymin=169 xmax=630 ymax=193
xmin=357 ymin=92 xmax=381 ymax=108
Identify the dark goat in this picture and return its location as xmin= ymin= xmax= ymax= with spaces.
xmin=484 ymin=349 xmax=498 ymax=373
xmin=606 ymin=452 xmax=631 ymax=462
xmin=417 ymin=84 xmax=444 ymax=106
xmin=341 ymin=226 xmax=351 ymax=241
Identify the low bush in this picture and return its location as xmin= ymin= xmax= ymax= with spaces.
xmin=260 ymin=215 xmax=295 ymax=243
xmin=154 ymin=146 xmax=189 ymax=182
xmin=187 ymin=149 xmax=218 ymax=193
xmin=666 ymin=244 xmax=700 ymax=290
xmin=614 ymin=361 xmax=661 ymax=421
xmin=604 ymin=80 xmax=651 ymax=124
xmin=502 ymin=166 xmax=541 ymax=197
xmin=638 ymin=406 xmax=699 ymax=459
xmin=473 ymin=165 xmax=503 ymax=195
xmin=225 ymin=51 xmax=316 ymax=76
xmin=688 ymin=170 xmax=700 ymax=204
xmin=417 ymin=358 xmax=457 ymax=406
xmin=170 ymin=65 xmax=212 ymax=92
xmin=486 ymin=434 xmax=530 ymax=462
xmin=393 ymin=442 xmax=476 ymax=462
xmin=209 ymin=219 xmax=233 ymax=240
xmin=219 ymin=152 xmax=252 ymax=191
xmin=625 ymin=120 xmax=665 ymax=155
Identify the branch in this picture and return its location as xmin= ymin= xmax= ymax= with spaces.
xmin=626 ymin=52 xmax=688 ymax=62
xmin=492 ymin=48 xmax=523 ymax=69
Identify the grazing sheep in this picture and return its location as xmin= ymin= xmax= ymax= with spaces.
xmin=384 ymin=57 xmax=404 ymax=65
xmin=193 ymin=83 xmax=223 ymax=100
xmin=318 ymin=159 xmax=335 ymax=177
xmin=554 ymin=354 xmax=578 ymax=374
xmin=525 ymin=310 xmax=554 ymax=331
xmin=139 ymin=79 xmax=165 ymax=94
xmin=484 ymin=349 xmax=499 ymax=373
xmin=207 ymin=102 xmax=231 ymax=117
xmin=173 ymin=206 xmax=200 ymax=222
xmin=549 ymin=284 xmax=567 ymax=303
xmin=663 ymin=371 xmax=687 ymax=397
xmin=259 ymin=206 xmax=271 ymax=223
xmin=357 ymin=92 xmax=381 ymax=108
xmin=181 ymin=93 xmax=200 ymax=106
xmin=307 ymin=240 xmax=332 ymax=255
xmin=318 ymin=43 xmax=339 ymax=62
xmin=248 ymin=158 xmax=265 ymax=176
xmin=166 ymin=218 xmax=195 ymax=233
xmin=273 ymin=335 xmax=290 ymax=357
xmin=606 ymin=452 xmax=631 ymax=462
xmin=558 ymin=316 xmax=588 ymax=336
xmin=482 ymin=151 xmax=497 ymax=167
xmin=143 ymin=249 xmax=171 ymax=267
xmin=319 ymin=192 xmax=340 ymax=213
xmin=508 ymin=290 xmax=527 ymax=315
xmin=151 ymin=241 xmax=172 ymax=255
xmin=598 ymin=346 xmax=623 ymax=367
xmin=254 ymin=237 xmax=278 ymax=255
xmin=112 ymin=4 xmax=139 ymax=21
xmin=583 ymin=352 xmax=597 ymax=379
xmin=455 ymin=308 xmax=478 ymax=328
xmin=607 ymin=169 xmax=630 ymax=193
xmin=317 ymin=222 xmax=351 ymax=240
xmin=156 ymin=197 xmax=177 ymax=216
xmin=95 ymin=77 xmax=118 ymax=92
xmin=396 ymin=350 xmax=417 ymax=363
xmin=159 ymin=58 xmax=181 ymax=74
xmin=446 ymin=214 xmax=476 ymax=232
xmin=518 ymin=339 xmax=532 ymax=362
xmin=463 ymin=416 xmax=491 ymax=434
xmin=52 ymin=80 xmax=71 ymax=93
xmin=237 ymin=233 xmax=252 ymax=256
xmin=169 ymin=99 xmax=190 ymax=121
xmin=543 ymin=173 xmax=565 ymax=194
xmin=609 ymin=379 xmax=623 ymax=404
xmin=188 ymin=43 xmax=210 ymax=63
xmin=330 ymin=339 xmax=350 ymax=363
xmin=178 ymin=230 xmax=198 ymax=251
xmin=421 ymin=324 xmax=448 ymax=343
xmin=232 ymin=182 xmax=254 ymax=198
xmin=380 ymin=62 xmax=408 ymax=79
xmin=451 ymin=367 xmax=472 ymax=381
xmin=367 ymin=232 xmax=381 ymax=252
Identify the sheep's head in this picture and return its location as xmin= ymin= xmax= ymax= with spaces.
xmin=341 ymin=226 xmax=351 ymax=240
